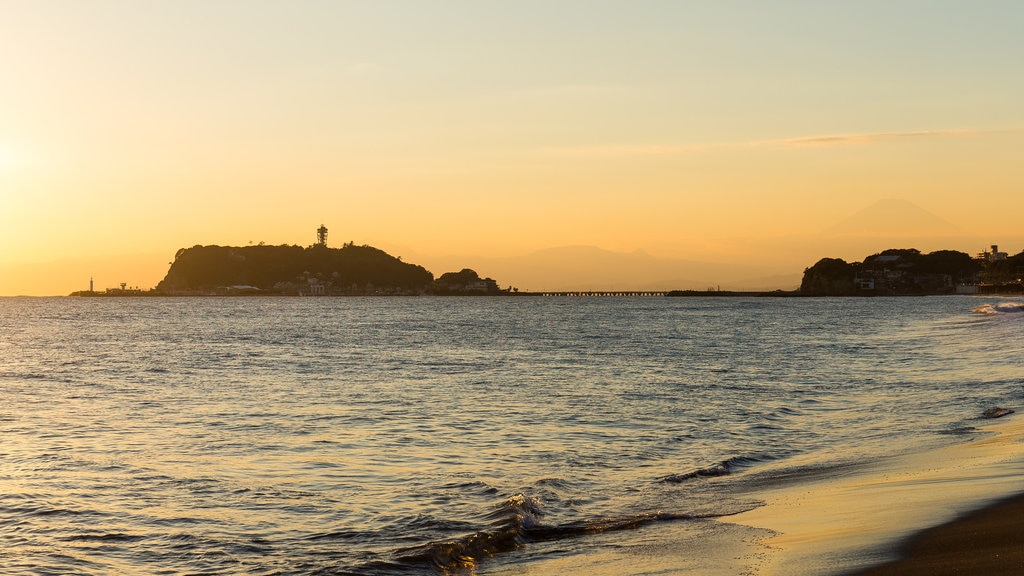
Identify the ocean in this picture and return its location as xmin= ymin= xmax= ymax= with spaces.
xmin=1 ymin=295 xmax=1021 ymax=575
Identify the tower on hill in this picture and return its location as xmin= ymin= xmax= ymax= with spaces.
xmin=316 ymin=224 xmax=328 ymax=247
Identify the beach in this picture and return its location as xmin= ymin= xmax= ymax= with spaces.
xmin=735 ymin=414 xmax=1024 ymax=575
xmin=850 ymin=491 xmax=1024 ymax=575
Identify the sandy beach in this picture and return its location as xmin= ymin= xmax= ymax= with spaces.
xmin=736 ymin=414 xmax=1024 ymax=575
xmin=482 ymin=416 xmax=1024 ymax=576
xmin=849 ymin=491 xmax=1024 ymax=575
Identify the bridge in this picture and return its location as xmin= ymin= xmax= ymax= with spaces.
xmin=528 ymin=291 xmax=668 ymax=297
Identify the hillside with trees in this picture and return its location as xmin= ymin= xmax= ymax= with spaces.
xmin=155 ymin=243 xmax=434 ymax=295
xmin=432 ymin=269 xmax=502 ymax=295
xmin=799 ymin=248 xmax=1009 ymax=296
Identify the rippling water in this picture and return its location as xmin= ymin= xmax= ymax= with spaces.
xmin=1 ymin=295 xmax=1020 ymax=574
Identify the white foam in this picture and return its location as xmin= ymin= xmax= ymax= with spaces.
xmin=972 ymin=302 xmax=1024 ymax=315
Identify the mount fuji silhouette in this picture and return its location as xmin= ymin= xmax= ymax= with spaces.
xmin=822 ymin=198 xmax=962 ymax=238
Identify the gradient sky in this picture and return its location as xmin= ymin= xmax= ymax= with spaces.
xmin=2 ymin=1 xmax=1022 ymax=294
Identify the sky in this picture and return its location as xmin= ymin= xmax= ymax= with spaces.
xmin=2 ymin=1 xmax=1023 ymax=295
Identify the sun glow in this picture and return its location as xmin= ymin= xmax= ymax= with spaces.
xmin=0 ymin=141 xmax=35 ymax=173
xmin=0 ymin=143 xmax=13 ymax=170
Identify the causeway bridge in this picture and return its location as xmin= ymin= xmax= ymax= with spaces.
xmin=527 ymin=291 xmax=668 ymax=297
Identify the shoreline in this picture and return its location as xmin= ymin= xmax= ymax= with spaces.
xmin=52 ymin=290 xmax=1024 ymax=298
xmin=846 ymin=491 xmax=1024 ymax=575
xmin=735 ymin=414 xmax=1024 ymax=575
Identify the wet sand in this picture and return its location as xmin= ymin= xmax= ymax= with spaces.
xmin=483 ymin=417 xmax=1024 ymax=576
xmin=736 ymin=415 xmax=1024 ymax=575
xmin=849 ymin=492 xmax=1024 ymax=575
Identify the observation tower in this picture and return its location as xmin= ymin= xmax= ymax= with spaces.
xmin=316 ymin=224 xmax=328 ymax=247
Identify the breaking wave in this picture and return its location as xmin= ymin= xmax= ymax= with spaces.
xmin=657 ymin=456 xmax=768 ymax=484
xmin=386 ymin=493 xmax=757 ymax=573
xmin=972 ymin=302 xmax=1024 ymax=315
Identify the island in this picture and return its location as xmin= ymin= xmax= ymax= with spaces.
xmin=152 ymin=242 xmax=437 ymax=295
xmin=72 ymin=226 xmax=506 ymax=296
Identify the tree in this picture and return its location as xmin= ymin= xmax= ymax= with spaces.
xmin=800 ymin=258 xmax=857 ymax=295
xmin=155 ymin=243 xmax=434 ymax=294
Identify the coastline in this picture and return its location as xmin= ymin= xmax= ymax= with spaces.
xmin=59 ymin=291 xmax=1013 ymax=298
xmin=847 ymin=491 xmax=1024 ymax=575
xmin=735 ymin=414 xmax=1024 ymax=575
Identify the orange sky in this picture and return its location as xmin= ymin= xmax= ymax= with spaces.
xmin=2 ymin=2 xmax=1022 ymax=295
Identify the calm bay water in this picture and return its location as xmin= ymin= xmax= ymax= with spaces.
xmin=0 ymin=296 xmax=1021 ymax=575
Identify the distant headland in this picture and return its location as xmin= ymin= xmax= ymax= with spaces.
xmin=798 ymin=245 xmax=1023 ymax=296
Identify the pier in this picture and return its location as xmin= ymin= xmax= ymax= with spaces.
xmin=515 ymin=289 xmax=800 ymax=297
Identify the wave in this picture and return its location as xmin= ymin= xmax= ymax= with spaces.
xmin=58 ymin=532 xmax=146 ymax=543
xmin=658 ymin=463 xmax=730 ymax=483
xmin=657 ymin=455 xmax=767 ymax=484
xmin=388 ymin=493 xmax=757 ymax=573
xmin=972 ymin=302 xmax=1024 ymax=315
xmin=391 ymin=494 xmax=541 ymax=571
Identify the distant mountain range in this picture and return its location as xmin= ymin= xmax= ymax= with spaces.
xmin=403 ymin=199 xmax=1007 ymax=292
xmin=409 ymin=246 xmax=803 ymax=293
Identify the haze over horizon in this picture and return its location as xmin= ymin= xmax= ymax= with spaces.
xmin=2 ymin=2 xmax=1022 ymax=295
xmin=1 ymin=197 xmax=1017 ymax=295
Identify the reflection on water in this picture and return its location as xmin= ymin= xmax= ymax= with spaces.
xmin=0 ymin=295 xmax=1020 ymax=574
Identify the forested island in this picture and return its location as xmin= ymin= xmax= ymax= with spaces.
xmin=73 ymin=243 xmax=504 ymax=296
xmin=159 ymin=243 xmax=433 ymax=295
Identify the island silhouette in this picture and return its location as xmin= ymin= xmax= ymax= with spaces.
xmin=799 ymin=247 xmax=1022 ymax=296
xmin=69 ymin=227 xmax=1023 ymax=297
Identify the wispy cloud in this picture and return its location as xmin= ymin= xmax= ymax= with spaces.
xmin=761 ymin=129 xmax=980 ymax=148
xmin=542 ymin=128 xmax=1014 ymax=157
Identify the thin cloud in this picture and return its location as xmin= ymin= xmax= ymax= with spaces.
xmin=543 ymin=128 xmax=1013 ymax=157
xmin=762 ymin=129 xmax=979 ymax=148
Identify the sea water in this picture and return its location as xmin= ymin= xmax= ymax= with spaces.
xmin=0 ymin=295 xmax=1020 ymax=575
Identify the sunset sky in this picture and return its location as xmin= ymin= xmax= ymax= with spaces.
xmin=2 ymin=1 xmax=1022 ymax=295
